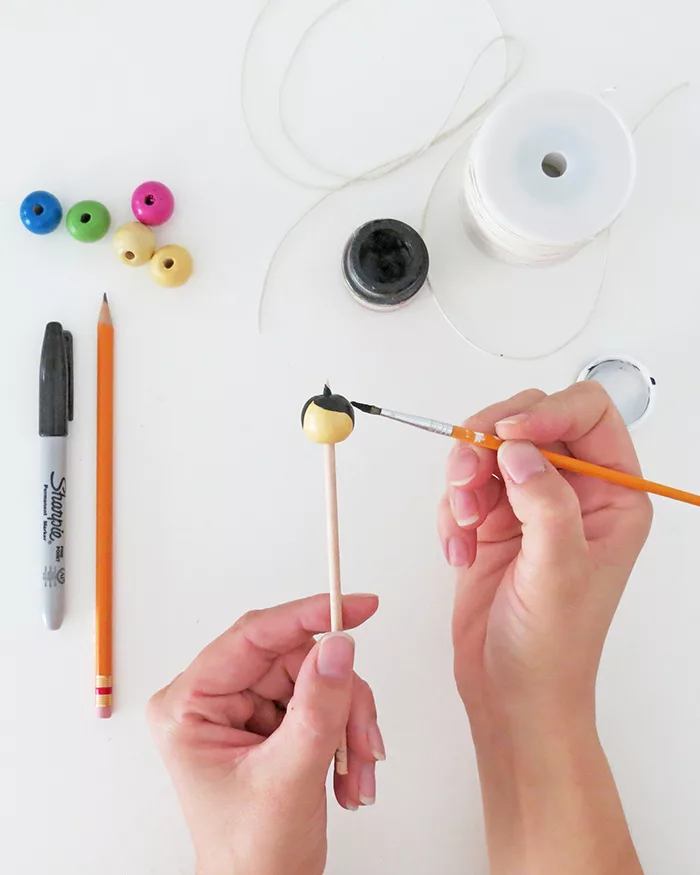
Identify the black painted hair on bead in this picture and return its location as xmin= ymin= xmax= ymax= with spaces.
xmin=301 ymin=385 xmax=355 ymax=427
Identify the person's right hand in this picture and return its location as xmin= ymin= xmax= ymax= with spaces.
xmin=438 ymin=382 xmax=653 ymax=731
xmin=438 ymin=383 xmax=652 ymax=875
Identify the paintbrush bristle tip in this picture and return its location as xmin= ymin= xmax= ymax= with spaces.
xmin=351 ymin=401 xmax=381 ymax=415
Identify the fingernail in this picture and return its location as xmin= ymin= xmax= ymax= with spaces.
xmin=498 ymin=441 xmax=546 ymax=485
xmin=495 ymin=413 xmax=531 ymax=434
xmin=367 ymin=722 xmax=386 ymax=761
xmin=448 ymin=445 xmax=479 ymax=486
xmin=317 ymin=632 xmax=355 ymax=680
xmin=449 ymin=487 xmax=480 ymax=528
xmin=359 ymin=762 xmax=376 ymax=806
xmin=447 ymin=537 xmax=471 ymax=568
xmin=346 ymin=801 xmax=359 ymax=812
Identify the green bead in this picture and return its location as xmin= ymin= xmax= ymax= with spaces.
xmin=66 ymin=200 xmax=111 ymax=243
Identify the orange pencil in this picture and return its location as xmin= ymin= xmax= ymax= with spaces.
xmin=352 ymin=403 xmax=700 ymax=508
xmin=96 ymin=295 xmax=114 ymax=718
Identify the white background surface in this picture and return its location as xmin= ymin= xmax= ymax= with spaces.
xmin=1 ymin=2 xmax=699 ymax=873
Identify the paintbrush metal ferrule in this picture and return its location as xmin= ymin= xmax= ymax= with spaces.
xmin=375 ymin=408 xmax=454 ymax=437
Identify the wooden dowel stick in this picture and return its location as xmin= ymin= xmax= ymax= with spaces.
xmin=323 ymin=443 xmax=348 ymax=775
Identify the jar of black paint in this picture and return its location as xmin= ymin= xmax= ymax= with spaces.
xmin=342 ymin=218 xmax=429 ymax=311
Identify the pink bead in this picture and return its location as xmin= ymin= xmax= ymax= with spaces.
xmin=131 ymin=181 xmax=175 ymax=226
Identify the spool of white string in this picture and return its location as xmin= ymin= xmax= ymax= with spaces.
xmin=461 ymin=90 xmax=637 ymax=266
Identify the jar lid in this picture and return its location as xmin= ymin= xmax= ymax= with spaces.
xmin=577 ymin=355 xmax=656 ymax=430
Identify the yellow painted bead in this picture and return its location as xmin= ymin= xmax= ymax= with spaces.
xmin=113 ymin=222 xmax=156 ymax=267
xmin=303 ymin=403 xmax=354 ymax=443
xmin=150 ymin=244 xmax=193 ymax=288
xmin=301 ymin=387 xmax=356 ymax=444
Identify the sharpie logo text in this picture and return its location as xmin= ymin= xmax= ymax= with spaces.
xmin=45 ymin=472 xmax=67 ymax=544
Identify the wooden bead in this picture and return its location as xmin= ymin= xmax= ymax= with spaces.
xmin=20 ymin=190 xmax=62 ymax=234
xmin=149 ymin=244 xmax=193 ymax=287
xmin=132 ymin=181 xmax=174 ymax=226
xmin=66 ymin=200 xmax=111 ymax=242
xmin=113 ymin=222 xmax=156 ymax=266
xmin=301 ymin=386 xmax=355 ymax=444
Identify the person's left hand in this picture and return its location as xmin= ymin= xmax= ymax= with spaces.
xmin=148 ymin=593 xmax=383 ymax=875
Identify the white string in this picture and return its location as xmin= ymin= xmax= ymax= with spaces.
xmin=243 ymin=1 xmax=688 ymax=360
xmin=243 ymin=13 xmax=524 ymax=329
xmin=277 ymin=29 xmax=520 ymax=186
xmin=277 ymin=0 xmax=361 ymax=186
xmin=242 ymin=0 xmax=520 ymax=190
xmin=425 ymin=241 xmax=611 ymax=362
xmin=420 ymin=127 xmax=610 ymax=360
xmin=242 ymin=0 xmax=356 ymax=191
xmin=630 ymin=81 xmax=690 ymax=133
xmin=462 ymin=156 xmax=596 ymax=267
xmin=422 ymin=82 xmax=690 ymax=360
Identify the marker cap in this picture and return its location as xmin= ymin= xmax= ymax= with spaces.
xmin=39 ymin=323 xmax=74 ymax=437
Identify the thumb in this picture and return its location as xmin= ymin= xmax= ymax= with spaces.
xmin=498 ymin=441 xmax=588 ymax=577
xmin=268 ymin=631 xmax=355 ymax=782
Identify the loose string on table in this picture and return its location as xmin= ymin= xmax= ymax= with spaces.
xmin=242 ymin=0 xmax=690 ymax=362
xmin=241 ymin=0 xmax=524 ymax=330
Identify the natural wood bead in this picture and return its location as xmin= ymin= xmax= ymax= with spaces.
xmin=113 ymin=222 xmax=156 ymax=267
xmin=149 ymin=244 xmax=193 ymax=288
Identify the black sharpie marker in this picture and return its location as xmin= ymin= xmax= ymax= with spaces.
xmin=39 ymin=323 xmax=73 ymax=630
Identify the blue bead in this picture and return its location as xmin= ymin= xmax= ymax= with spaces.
xmin=20 ymin=191 xmax=63 ymax=235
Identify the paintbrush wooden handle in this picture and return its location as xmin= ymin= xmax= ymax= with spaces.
xmin=542 ymin=450 xmax=700 ymax=507
xmin=452 ymin=425 xmax=700 ymax=508
xmin=453 ymin=426 xmax=503 ymax=451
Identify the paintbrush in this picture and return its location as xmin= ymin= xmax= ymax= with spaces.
xmin=351 ymin=401 xmax=700 ymax=508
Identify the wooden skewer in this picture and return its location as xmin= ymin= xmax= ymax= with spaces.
xmin=323 ymin=443 xmax=348 ymax=775
xmin=453 ymin=425 xmax=700 ymax=507
xmin=96 ymin=295 xmax=114 ymax=718
xmin=302 ymin=386 xmax=356 ymax=774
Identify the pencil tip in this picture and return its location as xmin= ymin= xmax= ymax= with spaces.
xmin=351 ymin=401 xmax=381 ymax=416
xmin=99 ymin=295 xmax=113 ymax=325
